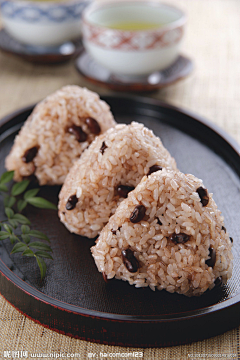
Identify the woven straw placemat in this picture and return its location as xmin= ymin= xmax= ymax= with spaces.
xmin=0 ymin=0 xmax=240 ymax=358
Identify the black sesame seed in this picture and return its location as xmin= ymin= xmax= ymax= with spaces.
xmin=85 ymin=117 xmax=101 ymax=134
xmin=157 ymin=218 xmax=162 ymax=225
xmin=230 ymin=237 xmax=233 ymax=243
xmin=148 ymin=165 xmax=162 ymax=176
xmin=121 ymin=249 xmax=139 ymax=273
xmin=205 ymin=247 xmax=216 ymax=268
xmin=169 ymin=233 xmax=190 ymax=244
xmin=66 ymin=195 xmax=78 ymax=210
xmin=130 ymin=205 xmax=146 ymax=223
xmin=68 ymin=125 xmax=87 ymax=142
xmin=196 ymin=186 xmax=209 ymax=207
xmin=221 ymin=226 xmax=226 ymax=233
xmin=22 ymin=146 xmax=38 ymax=163
xmin=117 ymin=185 xmax=135 ymax=198
xmin=100 ymin=141 xmax=108 ymax=155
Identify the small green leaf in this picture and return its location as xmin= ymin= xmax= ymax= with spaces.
xmin=3 ymin=196 xmax=10 ymax=207
xmin=35 ymin=251 xmax=53 ymax=260
xmin=0 ymin=184 xmax=8 ymax=192
xmin=13 ymin=214 xmax=31 ymax=225
xmin=0 ymin=170 xmax=14 ymax=184
xmin=22 ymin=249 xmax=34 ymax=257
xmin=8 ymin=219 xmax=19 ymax=229
xmin=3 ymin=224 xmax=12 ymax=234
xmin=0 ymin=231 xmax=10 ymax=240
xmin=28 ymin=230 xmax=49 ymax=242
xmin=17 ymin=199 xmax=27 ymax=212
xmin=5 ymin=207 xmax=14 ymax=219
xmin=29 ymin=241 xmax=52 ymax=252
xmin=21 ymin=225 xmax=30 ymax=234
xmin=24 ymin=188 xmax=40 ymax=200
xmin=9 ymin=234 xmax=18 ymax=244
xmin=21 ymin=234 xmax=31 ymax=244
xmin=36 ymin=256 xmax=47 ymax=280
xmin=11 ymin=180 xmax=29 ymax=196
xmin=26 ymin=197 xmax=57 ymax=210
xmin=4 ymin=196 xmax=16 ymax=208
xmin=11 ymin=242 xmax=28 ymax=254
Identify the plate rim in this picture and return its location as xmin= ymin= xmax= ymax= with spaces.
xmin=1 ymin=95 xmax=239 ymax=157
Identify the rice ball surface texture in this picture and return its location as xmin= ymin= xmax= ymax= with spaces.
xmin=58 ymin=122 xmax=177 ymax=238
xmin=91 ymin=169 xmax=233 ymax=296
xmin=5 ymin=86 xmax=116 ymax=185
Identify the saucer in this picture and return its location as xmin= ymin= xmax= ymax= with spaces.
xmin=75 ymin=51 xmax=193 ymax=92
xmin=0 ymin=28 xmax=83 ymax=64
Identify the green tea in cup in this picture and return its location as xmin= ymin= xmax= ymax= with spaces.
xmin=106 ymin=21 xmax=162 ymax=31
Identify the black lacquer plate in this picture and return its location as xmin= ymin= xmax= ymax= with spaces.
xmin=0 ymin=96 xmax=240 ymax=347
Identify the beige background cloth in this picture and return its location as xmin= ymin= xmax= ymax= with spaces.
xmin=0 ymin=0 xmax=240 ymax=358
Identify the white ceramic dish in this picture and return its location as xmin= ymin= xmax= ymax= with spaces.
xmin=0 ymin=0 xmax=91 ymax=46
xmin=82 ymin=1 xmax=186 ymax=76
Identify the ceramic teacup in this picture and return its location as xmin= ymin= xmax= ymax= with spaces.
xmin=0 ymin=0 xmax=91 ymax=46
xmin=82 ymin=1 xmax=186 ymax=76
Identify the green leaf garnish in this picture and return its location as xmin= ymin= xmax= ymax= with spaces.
xmin=11 ymin=180 xmax=30 ymax=196
xmin=0 ymin=170 xmax=56 ymax=280
xmin=24 ymin=188 xmax=40 ymax=200
xmin=22 ymin=249 xmax=35 ymax=257
xmin=11 ymin=242 xmax=28 ymax=254
xmin=28 ymin=230 xmax=49 ymax=242
xmin=5 ymin=207 xmax=14 ymax=219
xmin=29 ymin=241 xmax=52 ymax=252
xmin=26 ymin=197 xmax=57 ymax=210
xmin=36 ymin=256 xmax=47 ymax=280
xmin=13 ymin=214 xmax=31 ymax=225
xmin=0 ymin=231 xmax=10 ymax=240
xmin=21 ymin=234 xmax=31 ymax=244
xmin=4 ymin=196 xmax=16 ymax=208
xmin=17 ymin=199 xmax=27 ymax=212
xmin=8 ymin=219 xmax=19 ymax=229
xmin=0 ymin=170 xmax=14 ymax=184
xmin=9 ymin=234 xmax=19 ymax=244
xmin=3 ymin=223 xmax=12 ymax=233
xmin=21 ymin=225 xmax=30 ymax=234
xmin=0 ymin=184 xmax=8 ymax=192
xmin=35 ymin=251 xmax=53 ymax=260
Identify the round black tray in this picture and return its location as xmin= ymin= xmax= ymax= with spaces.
xmin=0 ymin=95 xmax=240 ymax=347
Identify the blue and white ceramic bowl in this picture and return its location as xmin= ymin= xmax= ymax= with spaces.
xmin=0 ymin=0 xmax=91 ymax=46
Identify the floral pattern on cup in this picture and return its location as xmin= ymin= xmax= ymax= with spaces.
xmin=82 ymin=22 xmax=184 ymax=51
xmin=1 ymin=1 xmax=89 ymax=23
